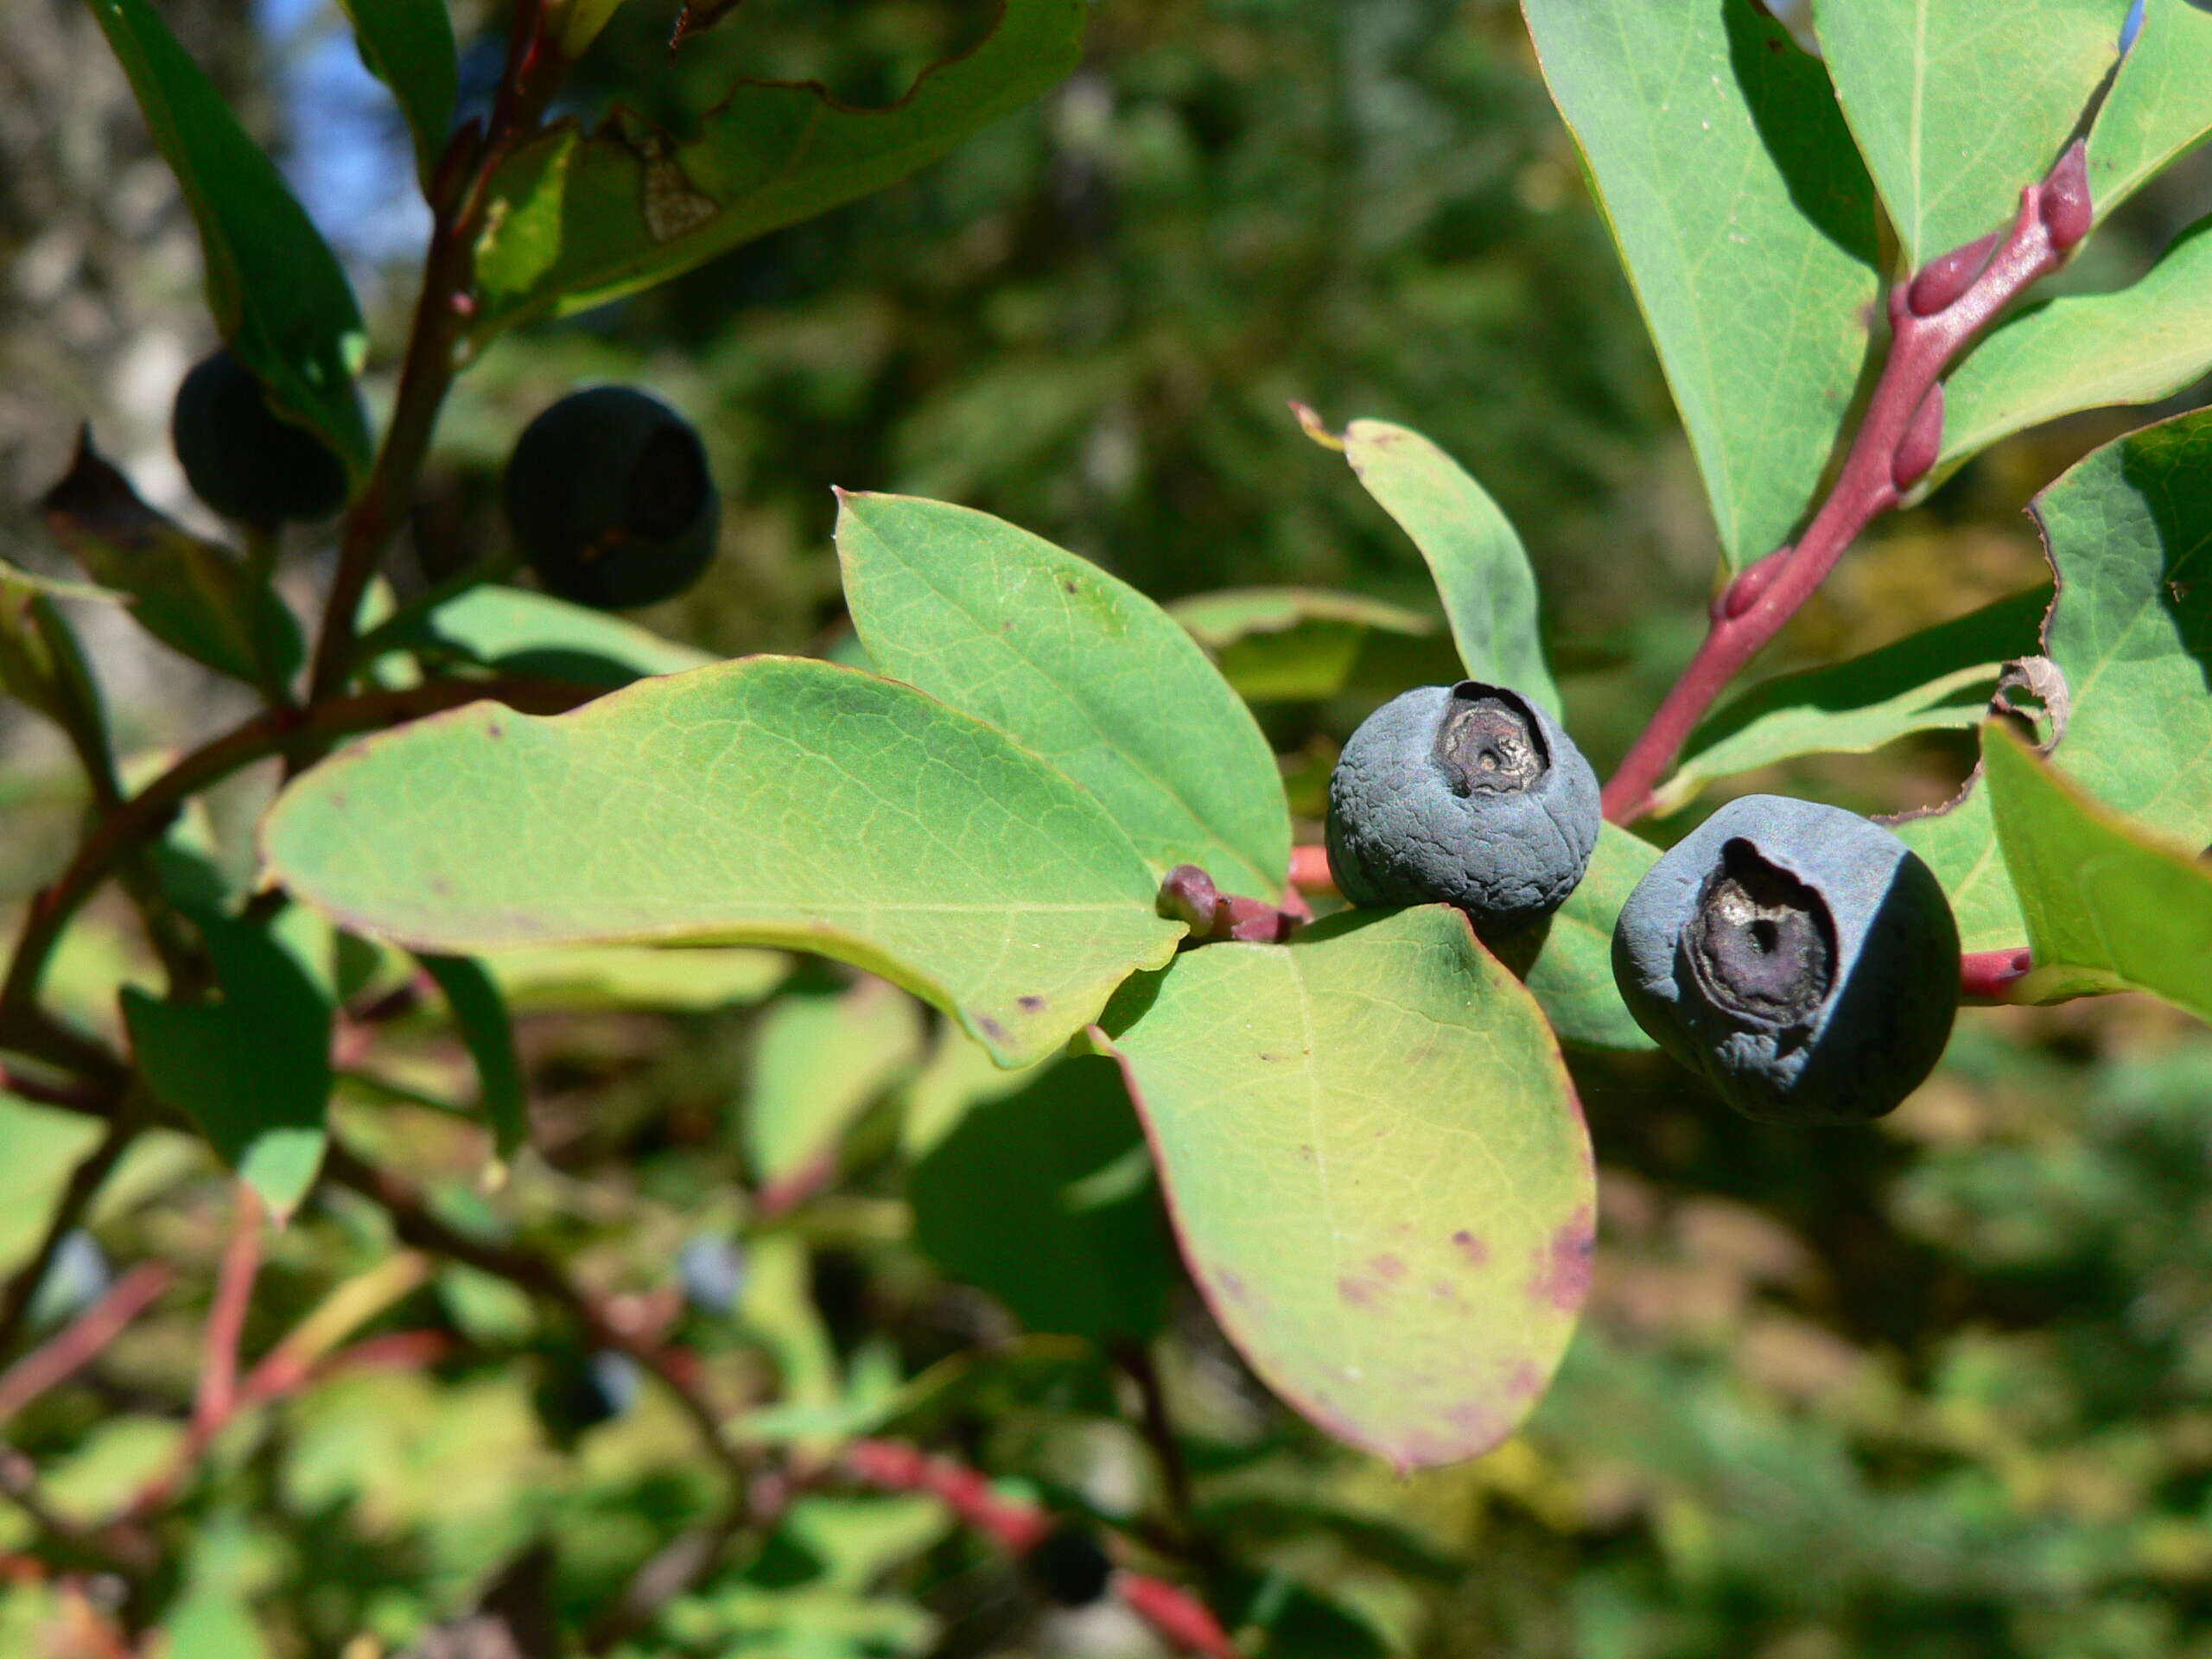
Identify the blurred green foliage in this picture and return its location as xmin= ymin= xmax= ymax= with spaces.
xmin=7 ymin=0 xmax=2212 ymax=1655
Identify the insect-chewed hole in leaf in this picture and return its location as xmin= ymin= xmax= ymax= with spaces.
xmin=626 ymin=423 xmax=711 ymax=540
xmin=1433 ymin=682 xmax=1548 ymax=796
xmin=1684 ymin=837 xmax=1834 ymax=1028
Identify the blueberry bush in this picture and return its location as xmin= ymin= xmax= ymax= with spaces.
xmin=5 ymin=0 xmax=2212 ymax=1654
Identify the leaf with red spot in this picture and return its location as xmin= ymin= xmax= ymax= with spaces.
xmin=1096 ymin=905 xmax=1594 ymax=1471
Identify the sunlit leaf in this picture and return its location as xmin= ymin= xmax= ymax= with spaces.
xmin=838 ymin=492 xmax=1290 ymax=898
xmin=1897 ymin=410 xmax=2212 ymax=949
xmin=2089 ymin=0 xmax=2212 ymax=218
xmin=1815 ymin=0 xmax=2120 ymax=264
xmin=1103 ymin=906 xmax=1593 ymax=1471
xmin=261 ymin=657 xmax=1184 ymax=1066
xmin=1984 ymin=721 xmax=2212 ymax=1019
xmin=1522 ymin=0 xmax=1880 ymax=567
xmin=1506 ymin=825 xmax=1661 ymax=1052
xmin=1338 ymin=421 xmax=1560 ymax=713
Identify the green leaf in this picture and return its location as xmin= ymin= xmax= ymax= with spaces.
xmin=259 ymin=657 xmax=1185 ymax=1067
xmin=1655 ymin=588 xmax=2050 ymax=816
xmin=836 ymin=492 xmax=1290 ymax=899
xmin=122 ymin=911 xmax=334 ymax=1220
xmin=85 ymin=0 xmax=370 ymax=472
xmin=1897 ymin=410 xmax=2212 ymax=949
xmin=0 ymin=1100 xmax=107 ymax=1277
xmin=1984 ymin=721 xmax=2212 ymax=1020
xmin=416 ymin=955 xmax=528 ymax=1160
xmin=469 ymin=0 xmax=1086 ymax=334
xmin=1942 ymin=216 xmax=2212 ymax=469
xmin=484 ymin=943 xmax=788 ymax=1011
xmin=334 ymin=0 xmax=457 ymax=189
xmin=1102 ymin=906 xmax=1593 ymax=1471
xmin=747 ymin=977 xmax=923 ymax=1211
xmin=369 ymin=582 xmax=715 ymax=688
xmin=1171 ymin=588 xmax=1439 ymax=704
xmin=1338 ymin=421 xmax=1560 ymax=712
xmin=910 ymin=1053 xmax=1175 ymax=1343
xmin=2089 ymin=0 xmax=2212 ymax=219
xmin=1815 ymin=0 xmax=2120 ymax=264
xmin=1522 ymin=0 xmax=1880 ymax=567
xmin=41 ymin=435 xmax=302 ymax=692
xmin=1505 ymin=824 xmax=1661 ymax=1053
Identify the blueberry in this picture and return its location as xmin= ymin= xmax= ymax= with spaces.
xmin=1021 ymin=1523 xmax=1114 ymax=1606
xmin=504 ymin=386 xmax=720 ymax=610
xmin=1611 ymin=794 xmax=1959 ymax=1123
xmin=1325 ymin=681 xmax=1601 ymax=934
xmin=171 ymin=348 xmax=351 ymax=524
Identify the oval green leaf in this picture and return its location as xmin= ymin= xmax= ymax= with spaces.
xmin=86 ymin=0 xmax=371 ymax=472
xmin=1815 ymin=0 xmax=2120 ymax=264
xmin=259 ymin=656 xmax=1184 ymax=1066
xmin=2090 ymin=0 xmax=2212 ymax=219
xmin=1101 ymin=906 xmax=1594 ymax=1471
xmin=1897 ymin=408 xmax=2212 ymax=950
xmin=1941 ymin=215 xmax=2212 ymax=471
xmin=747 ymin=978 xmax=923 ymax=1211
xmin=1338 ymin=421 xmax=1560 ymax=714
xmin=837 ymin=492 xmax=1290 ymax=899
xmin=1506 ymin=824 xmax=1661 ymax=1053
xmin=1522 ymin=0 xmax=1880 ymax=567
xmin=1984 ymin=721 xmax=2212 ymax=1021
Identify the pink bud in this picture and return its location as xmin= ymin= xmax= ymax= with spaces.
xmin=1892 ymin=384 xmax=1944 ymax=493
xmin=2040 ymin=140 xmax=2092 ymax=252
xmin=1906 ymin=232 xmax=1999 ymax=316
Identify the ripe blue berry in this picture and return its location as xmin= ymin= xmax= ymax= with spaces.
xmin=1611 ymin=795 xmax=1959 ymax=1123
xmin=1325 ymin=681 xmax=1601 ymax=934
xmin=505 ymin=386 xmax=720 ymax=610
xmin=171 ymin=349 xmax=350 ymax=525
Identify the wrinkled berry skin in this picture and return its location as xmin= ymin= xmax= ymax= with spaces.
xmin=1325 ymin=681 xmax=1601 ymax=934
xmin=171 ymin=349 xmax=350 ymax=524
xmin=1611 ymin=794 xmax=1959 ymax=1124
xmin=505 ymin=386 xmax=720 ymax=610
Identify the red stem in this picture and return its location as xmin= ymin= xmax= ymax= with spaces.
xmin=0 ymin=1262 xmax=173 ymax=1430
xmin=1288 ymin=843 xmax=1336 ymax=896
xmin=194 ymin=1185 xmax=264 ymax=1437
xmin=840 ymin=1439 xmax=1237 ymax=1658
xmin=1602 ymin=143 xmax=2090 ymax=826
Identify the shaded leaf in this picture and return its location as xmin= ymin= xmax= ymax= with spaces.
xmin=1172 ymin=587 xmax=1439 ymax=703
xmin=1985 ymin=721 xmax=2212 ymax=1019
xmin=1339 ymin=421 xmax=1560 ymax=712
xmin=1522 ymin=0 xmax=1880 ymax=566
xmin=122 ymin=911 xmax=334 ymax=1219
xmin=910 ymin=1054 xmax=1176 ymax=1343
xmin=1102 ymin=906 xmax=1593 ymax=1471
xmin=335 ymin=0 xmax=458 ymax=188
xmin=1655 ymin=588 xmax=2050 ymax=816
xmin=41 ymin=434 xmax=302 ymax=690
xmin=747 ymin=977 xmax=922 ymax=1211
xmin=837 ymin=492 xmax=1289 ymax=898
xmin=484 ymin=943 xmax=788 ymax=1011
xmin=470 ymin=0 xmax=1085 ymax=334
xmin=2089 ymin=0 xmax=2212 ymax=217
xmin=86 ymin=0 xmax=370 ymax=470
xmin=1815 ymin=0 xmax=2120 ymax=264
xmin=1897 ymin=409 xmax=2212 ymax=948
xmin=1942 ymin=215 xmax=2212 ymax=469
xmin=416 ymin=955 xmax=529 ymax=1159
xmin=260 ymin=657 xmax=1184 ymax=1066
xmin=369 ymin=582 xmax=715 ymax=688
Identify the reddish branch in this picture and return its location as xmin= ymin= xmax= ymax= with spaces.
xmin=0 ymin=1262 xmax=173 ymax=1430
xmin=1603 ymin=143 xmax=2092 ymax=826
xmin=1961 ymin=947 xmax=2036 ymax=1002
xmin=842 ymin=1440 xmax=1238 ymax=1658
xmin=193 ymin=1185 xmax=264 ymax=1438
